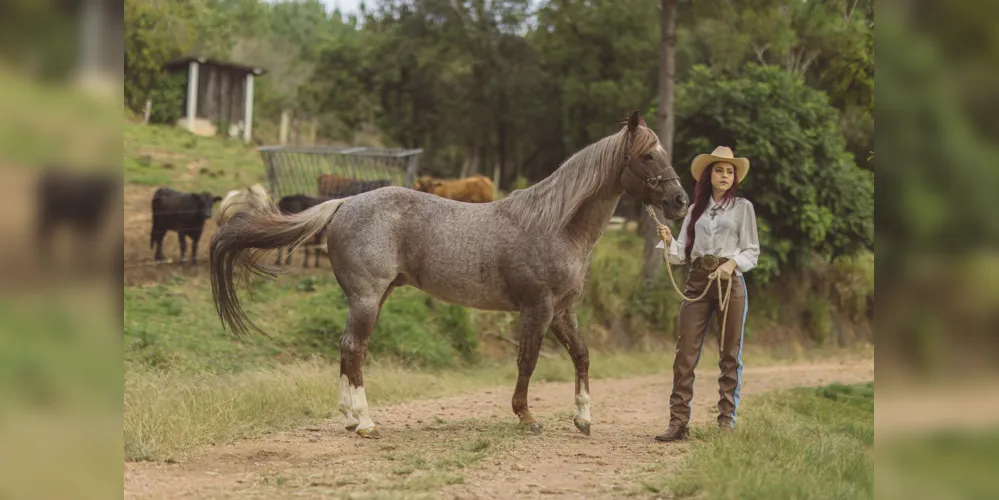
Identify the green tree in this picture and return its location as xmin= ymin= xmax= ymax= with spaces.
xmin=124 ymin=0 xmax=234 ymax=114
xmin=674 ymin=0 xmax=874 ymax=170
xmin=530 ymin=0 xmax=659 ymax=153
xmin=672 ymin=64 xmax=873 ymax=277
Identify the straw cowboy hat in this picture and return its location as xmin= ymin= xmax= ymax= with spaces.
xmin=690 ymin=146 xmax=750 ymax=183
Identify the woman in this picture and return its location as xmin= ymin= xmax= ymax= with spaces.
xmin=653 ymin=146 xmax=760 ymax=441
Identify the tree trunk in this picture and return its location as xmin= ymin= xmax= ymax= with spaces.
xmin=640 ymin=0 xmax=678 ymax=284
xmin=461 ymin=143 xmax=481 ymax=178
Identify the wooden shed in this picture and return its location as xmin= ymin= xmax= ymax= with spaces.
xmin=162 ymin=57 xmax=267 ymax=143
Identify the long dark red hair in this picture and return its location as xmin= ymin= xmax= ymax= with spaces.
xmin=685 ymin=162 xmax=740 ymax=263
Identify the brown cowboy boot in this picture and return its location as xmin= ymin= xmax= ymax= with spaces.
xmin=718 ymin=417 xmax=735 ymax=433
xmin=654 ymin=424 xmax=689 ymax=442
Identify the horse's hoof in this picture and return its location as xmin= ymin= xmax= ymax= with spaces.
xmin=345 ymin=423 xmax=358 ymax=432
xmin=573 ymin=418 xmax=591 ymax=436
xmin=357 ymin=427 xmax=381 ymax=439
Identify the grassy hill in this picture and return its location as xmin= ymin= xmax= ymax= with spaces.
xmin=124 ymin=121 xmax=268 ymax=194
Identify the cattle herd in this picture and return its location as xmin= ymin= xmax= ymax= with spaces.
xmin=145 ymin=172 xmax=497 ymax=267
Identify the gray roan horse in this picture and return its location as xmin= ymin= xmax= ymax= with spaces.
xmin=209 ymin=112 xmax=689 ymax=439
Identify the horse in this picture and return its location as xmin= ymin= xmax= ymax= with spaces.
xmin=208 ymin=112 xmax=688 ymax=439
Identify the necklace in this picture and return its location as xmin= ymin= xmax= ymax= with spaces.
xmin=709 ymin=203 xmax=723 ymax=220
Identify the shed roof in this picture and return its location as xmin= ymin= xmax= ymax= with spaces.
xmin=163 ymin=56 xmax=267 ymax=76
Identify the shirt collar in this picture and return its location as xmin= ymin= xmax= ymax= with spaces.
xmin=709 ymin=195 xmax=731 ymax=212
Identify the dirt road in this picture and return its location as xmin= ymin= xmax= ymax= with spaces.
xmin=124 ymin=358 xmax=873 ymax=499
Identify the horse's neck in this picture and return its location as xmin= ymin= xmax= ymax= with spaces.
xmin=564 ymin=187 xmax=623 ymax=250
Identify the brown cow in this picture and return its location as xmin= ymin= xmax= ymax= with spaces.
xmin=413 ymin=175 xmax=495 ymax=203
xmin=317 ymin=173 xmax=353 ymax=197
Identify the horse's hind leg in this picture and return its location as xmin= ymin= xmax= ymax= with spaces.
xmin=339 ymin=285 xmax=393 ymax=438
xmin=551 ymin=308 xmax=592 ymax=436
xmin=512 ymin=300 xmax=554 ymax=433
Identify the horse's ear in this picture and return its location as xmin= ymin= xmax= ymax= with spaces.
xmin=638 ymin=115 xmax=647 ymax=127
xmin=628 ymin=110 xmax=640 ymax=133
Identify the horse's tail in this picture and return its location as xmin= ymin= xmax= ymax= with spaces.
xmin=209 ymin=196 xmax=346 ymax=337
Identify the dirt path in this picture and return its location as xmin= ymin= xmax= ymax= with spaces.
xmin=124 ymin=358 xmax=873 ymax=499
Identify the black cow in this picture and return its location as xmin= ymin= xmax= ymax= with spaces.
xmin=36 ymin=168 xmax=120 ymax=271
xmin=274 ymin=194 xmax=335 ymax=268
xmin=150 ymin=188 xmax=221 ymax=264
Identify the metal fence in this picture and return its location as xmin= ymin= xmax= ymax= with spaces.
xmin=258 ymin=145 xmax=423 ymax=199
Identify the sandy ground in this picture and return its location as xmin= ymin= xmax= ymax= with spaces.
xmin=124 ymin=358 xmax=874 ymax=499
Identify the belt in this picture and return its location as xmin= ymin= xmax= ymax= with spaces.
xmin=691 ymin=255 xmax=729 ymax=272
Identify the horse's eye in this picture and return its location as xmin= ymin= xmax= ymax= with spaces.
xmin=643 ymin=153 xmax=654 ymax=161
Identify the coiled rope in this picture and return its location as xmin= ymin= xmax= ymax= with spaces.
xmin=645 ymin=205 xmax=734 ymax=349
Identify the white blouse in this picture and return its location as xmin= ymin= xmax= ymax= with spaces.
xmin=656 ymin=196 xmax=761 ymax=275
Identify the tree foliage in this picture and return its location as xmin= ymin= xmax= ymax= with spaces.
xmin=672 ymin=64 xmax=873 ymax=276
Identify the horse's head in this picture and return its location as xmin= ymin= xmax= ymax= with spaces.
xmin=619 ymin=111 xmax=688 ymax=220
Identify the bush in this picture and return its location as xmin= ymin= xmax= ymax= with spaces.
xmin=803 ymin=295 xmax=833 ymax=345
xmin=146 ymin=72 xmax=187 ymax=126
xmin=671 ymin=64 xmax=874 ymax=280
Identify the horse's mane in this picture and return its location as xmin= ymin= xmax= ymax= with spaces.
xmin=497 ymin=125 xmax=660 ymax=234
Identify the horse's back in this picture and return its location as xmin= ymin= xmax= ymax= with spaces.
xmin=326 ymin=186 xmax=555 ymax=311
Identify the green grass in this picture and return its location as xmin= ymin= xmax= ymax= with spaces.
xmin=124 ymin=272 xmax=480 ymax=374
xmin=0 ymin=70 xmax=120 ymax=169
xmin=0 ymin=286 xmax=121 ymax=500
xmin=640 ymin=381 xmax=874 ymax=499
xmin=877 ymin=427 xmax=999 ymax=500
xmin=124 ymin=121 xmax=268 ymax=194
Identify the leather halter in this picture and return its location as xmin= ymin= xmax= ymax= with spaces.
xmin=644 ymin=165 xmax=680 ymax=189
xmin=623 ymin=156 xmax=680 ymax=190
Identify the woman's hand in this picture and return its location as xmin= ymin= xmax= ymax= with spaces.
xmin=657 ymin=225 xmax=672 ymax=245
xmin=716 ymin=260 xmax=738 ymax=280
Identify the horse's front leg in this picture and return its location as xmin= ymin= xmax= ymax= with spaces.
xmin=512 ymin=299 xmax=554 ymax=433
xmin=551 ymin=308 xmax=591 ymax=436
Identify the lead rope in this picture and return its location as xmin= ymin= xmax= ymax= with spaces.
xmin=645 ymin=205 xmax=733 ymax=350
